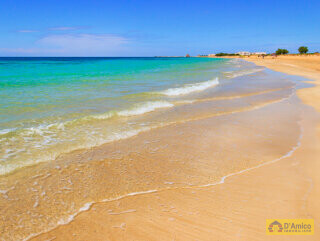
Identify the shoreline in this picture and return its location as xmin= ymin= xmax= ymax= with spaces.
xmin=27 ymin=114 xmax=303 ymax=241
xmin=29 ymin=56 xmax=320 ymax=240
xmin=241 ymin=55 xmax=320 ymax=115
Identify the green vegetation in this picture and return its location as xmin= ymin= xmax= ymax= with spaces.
xmin=275 ymin=49 xmax=289 ymax=55
xmin=215 ymin=53 xmax=239 ymax=56
xmin=298 ymin=46 xmax=308 ymax=54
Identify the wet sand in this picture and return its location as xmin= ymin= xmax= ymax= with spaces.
xmin=31 ymin=109 xmax=320 ymax=241
xmin=1 ymin=58 xmax=320 ymax=240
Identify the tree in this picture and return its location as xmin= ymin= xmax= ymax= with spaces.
xmin=282 ymin=49 xmax=289 ymax=54
xmin=275 ymin=48 xmax=289 ymax=55
xmin=215 ymin=53 xmax=239 ymax=56
xmin=298 ymin=46 xmax=308 ymax=54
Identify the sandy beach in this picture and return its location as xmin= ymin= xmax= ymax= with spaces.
xmin=1 ymin=0 xmax=319 ymax=240
xmin=245 ymin=55 xmax=320 ymax=113
xmin=24 ymin=56 xmax=320 ymax=241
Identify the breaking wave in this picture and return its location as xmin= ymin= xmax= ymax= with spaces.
xmin=160 ymin=78 xmax=219 ymax=96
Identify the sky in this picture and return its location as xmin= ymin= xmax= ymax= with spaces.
xmin=0 ymin=0 xmax=319 ymax=56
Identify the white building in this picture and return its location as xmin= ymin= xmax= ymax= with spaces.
xmin=252 ymin=52 xmax=267 ymax=55
xmin=236 ymin=51 xmax=251 ymax=56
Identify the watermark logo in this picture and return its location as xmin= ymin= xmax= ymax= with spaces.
xmin=268 ymin=220 xmax=283 ymax=233
xmin=266 ymin=219 xmax=314 ymax=235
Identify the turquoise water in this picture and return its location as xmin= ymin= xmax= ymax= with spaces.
xmin=0 ymin=57 xmax=229 ymax=126
xmin=0 ymin=57 xmax=251 ymax=174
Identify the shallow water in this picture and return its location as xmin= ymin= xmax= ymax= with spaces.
xmin=0 ymin=57 xmax=312 ymax=240
xmin=0 ymin=57 xmax=254 ymax=175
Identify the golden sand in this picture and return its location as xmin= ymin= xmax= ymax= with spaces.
xmin=245 ymin=55 xmax=320 ymax=113
xmin=24 ymin=56 xmax=320 ymax=240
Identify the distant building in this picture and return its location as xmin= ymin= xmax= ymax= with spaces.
xmin=186 ymin=54 xmax=190 ymax=57
xmin=208 ymin=54 xmax=216 ymax=57
xmin=236 ymin=51 xmax=251 ymax=56
xmin=252 ymin=52 xmax=267 ymax=55
xmin=197 ymin=54 xmax=209 ymax=57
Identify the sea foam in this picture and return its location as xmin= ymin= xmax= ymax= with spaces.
xmin=118 ymin=101 xmax=174 ymax=116
xmin=91 ymin=101 xmax=174 ymax=120
xmin=223 ymin=67 xmax=264 ymax=79
xmin=160 ymin=78 xmax=219 ymax=96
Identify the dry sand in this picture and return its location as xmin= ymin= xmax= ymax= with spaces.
xmin=31 ymin=55 xmax=320 ymax=241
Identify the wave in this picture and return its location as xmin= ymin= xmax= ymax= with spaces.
xmin=118 ymin=101 xmax=174 ymax=117
xmin=160 ymin=78 xmax=219 ymax=96
xmin=1 ymin=77 xmax=220 ymax=137
xmin=223 ymin=67 xmax=264 ymax=79
xmin=0 ymin=128 xmax=17 ymax=136
xmin=0 ymin=101 xmax=175 ymax=136
xmin=0 ymin=101 xmax=175 ymax=175
xmin=92 ymin=101 xmax=174 ymax=120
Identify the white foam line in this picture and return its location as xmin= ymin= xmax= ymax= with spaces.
xmin=117 ymin=101 xmax=174 ymax=117
xmin=23 ymin=189 xmax=158 ymax=241
xmin=91 ymin=101 xmax=174 ymax=120
xmin=125 ymin=189 xmax=158 ymax=197
xmin=112 ymin=223 xmax=126 ymax=230
xmin=160 ymin=78 xmax=219 ymax=96
xmin=0 ymin=128 xmax=17 ymax=135
xmin=108 ymin=209 xmax=137 ymax=215
xmin=224 ymin=67 xmax=265 ymax=79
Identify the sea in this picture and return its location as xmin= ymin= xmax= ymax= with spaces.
xmin=0 ymin=57 xmax=259 ymax=175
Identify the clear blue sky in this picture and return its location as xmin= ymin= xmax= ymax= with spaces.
xmin=1 ymin=0 xmax=319 ymax=56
